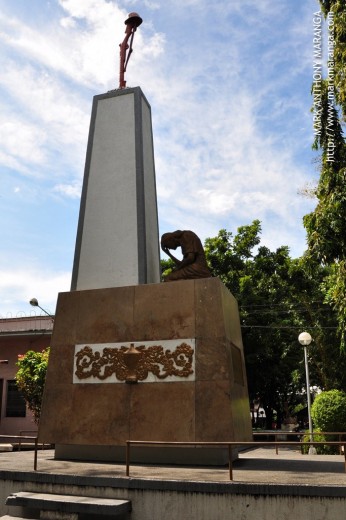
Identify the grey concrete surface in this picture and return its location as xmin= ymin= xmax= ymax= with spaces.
xmin=1 ymin=447 xmax=346 ymax=520
xmin=0 ymin=446 xmax=345 ymax=486
xmin=0 ymin=445 xmax=13 ymax=453
xmin=5 ymin=491 xmax=131 ymax=516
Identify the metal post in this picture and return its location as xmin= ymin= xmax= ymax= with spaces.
xmin=126 ymin=441 xmax=130 ymax=477
xmin=304 ymin=345 xmax=314 ymax=449
xmin=228 ymin=444 xmax=233 ymax=481
xmin=34 ymin=437 xmax=38 ymax=471
xmin=298 ymin=332 xmax=315 ymax=455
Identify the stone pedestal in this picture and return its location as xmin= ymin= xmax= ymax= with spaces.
xmin=71 ymin=87 xmax=160 ymax=291
xmin=39 ymin=278 xmax=252 ymax=463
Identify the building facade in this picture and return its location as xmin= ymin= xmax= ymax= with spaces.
xmin=0 ymin=316 xmax=53 ymax=436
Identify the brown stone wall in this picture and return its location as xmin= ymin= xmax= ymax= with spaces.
xmin=39 ymin=278 xmax=252 ymax=445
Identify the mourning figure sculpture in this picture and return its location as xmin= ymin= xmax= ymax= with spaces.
xmin=161 ymin=230 xmax=212 ymax=282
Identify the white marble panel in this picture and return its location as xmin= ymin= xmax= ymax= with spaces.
xmin=73 ymin=339 xmax=195 ymax=384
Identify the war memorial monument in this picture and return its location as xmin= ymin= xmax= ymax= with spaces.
xmin=1 ymin=13 xmax=346 ymax=520
xmin=38 ymin=12 xmax=252 ymax=464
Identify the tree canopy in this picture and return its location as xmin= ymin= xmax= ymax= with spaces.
xmin=16 ymin=348 xmax=50 ymax=424
xmin=311 ymin=389 xmax=346 ymax=432
xmin=317 ymin=1 xmax=346 ymax=117
xmin=304 ymin=1 xmax=346 ymax=348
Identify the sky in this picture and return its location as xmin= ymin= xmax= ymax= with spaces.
xmin=0 ymin=0 xmax=325 ymax=317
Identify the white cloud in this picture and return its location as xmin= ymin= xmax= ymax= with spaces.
xmin=0 ymin=118 xmax=47 ymax=165
xmin=0 ymin=63 xmax=89 ymax=180
xmin=53 ymin=183 xmax=81 ymax=198
xmin=0 ymin=268 xmax=71 ymax=318
xmin=0 ymin=3 xmax=123 ymax=88
xmin=0 ymin=150 xmax=33 ymax=176
xmin=60 ymin=16 xmax=77 ymax=29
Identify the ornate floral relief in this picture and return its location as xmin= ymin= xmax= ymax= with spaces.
xmin=75 ymin=342 xmax=194 ymax=382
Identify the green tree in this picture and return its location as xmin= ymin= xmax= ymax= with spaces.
xmin=289 ymin=256 xmax=346 ymax=392
xmin=205 ymin=223 xmax=301 ymax=427
xmin=305 ymin=80 xmax=346 ymax=265
xmin=161 ymin=257 xmax=175 ymax=281
xmin=16 ymin=348 xmax=50 ymax=424
xmin=317 ymin=1 xmax=346 ymax=117
xmin=310 ymin=389 xmax=346 ymax=453
xmin=305 ymin=85 xmax=346 ymax=347
xmin=304 ymin=2 xmax=346 ymax=348
xmin=311 ymin=389 xmax=346 ymax=431
xmin=204 ymin=220 xmax=261 ymax=295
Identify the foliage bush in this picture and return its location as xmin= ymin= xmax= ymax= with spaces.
xmin=16 ymin=348 xmax=50 ymax=424
xmin=302 ymin=390 xmax=346 ymax=454
xmin=301 ymin=431 xmax=338 ymax=455
xmin=311 ymin=390 xmax=346 ymax=432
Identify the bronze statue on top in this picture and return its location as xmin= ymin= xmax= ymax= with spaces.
xmin=119 ymin=13 xmax=143 ymax=89
xmin=161 ymin=230 xmax=212 ymax=282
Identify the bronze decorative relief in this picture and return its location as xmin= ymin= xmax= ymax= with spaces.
xmin=74 ymin=341 xmax=195 ymax=383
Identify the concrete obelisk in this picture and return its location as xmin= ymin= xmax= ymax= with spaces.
xmin=71 ymin=86 xmax=160 ymax=290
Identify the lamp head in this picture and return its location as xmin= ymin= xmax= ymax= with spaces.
xmin=298 ymin=331 xmax=312 ymax=346
xmin=30 ymin=298 xmax=39 ymax=307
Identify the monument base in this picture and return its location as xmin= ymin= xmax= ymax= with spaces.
xmin=55 ymin=444 xmax=238 ymax=465
xmin=39 ymin=278 xmax=252 ymax=465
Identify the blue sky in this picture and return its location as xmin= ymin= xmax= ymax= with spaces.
xmin=0 ymin=0 xmax=324 ymax=317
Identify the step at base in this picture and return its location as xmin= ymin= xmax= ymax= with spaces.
xmin=40 ymin=511 xmax=78 ymax=520
xmin=1 ymin=516 xmax=28 ymax=520
xmin=6 ymin=492 xmax=131 ymax=517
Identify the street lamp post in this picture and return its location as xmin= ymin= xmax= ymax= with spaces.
xmin=29 ymin=298 xmax=54 ymax=321
xmin=298 ymin=331 xmax=316 ymax=455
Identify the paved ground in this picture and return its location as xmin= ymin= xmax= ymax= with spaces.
xmin=0 ymin=446 xmax=345 ymax=485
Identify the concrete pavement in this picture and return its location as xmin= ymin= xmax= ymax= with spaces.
xmin=0 ymin=446 xmax=345 ymax=486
